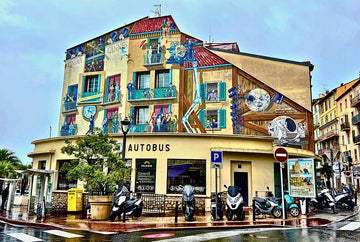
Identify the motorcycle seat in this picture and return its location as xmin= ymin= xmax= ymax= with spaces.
xmin=253 ymin=197 xmax=266 ymax=203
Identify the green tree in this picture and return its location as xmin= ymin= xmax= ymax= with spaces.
xmin=0 ymin=149 xmax=26 ymax=179
xmin=60 ymin=130 xmax=130 ymax=195
xmin=0 ymin=149 xmax=21 ymax=167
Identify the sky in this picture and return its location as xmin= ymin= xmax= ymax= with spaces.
xmin=0 ymin=0 xmax=359 ymax=165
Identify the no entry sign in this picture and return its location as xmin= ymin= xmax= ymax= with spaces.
xmin=274 ymin=147 xmax=288 ymax=163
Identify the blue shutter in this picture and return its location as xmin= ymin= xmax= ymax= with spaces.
xmin=199 ymin=109 xmax=206 ymax=127
xmin=169 ymin=69 xmax=173 ymax=85
xmin=105 ymin=77 xmax=110 ymax=102
xmin=130 ymin=107 xmax=135 ymax=124
xmin=147 ymin=38 xmax=150 ymax=49
xmin=219 ymin=82 xmax=226 ymax=101
xmin=168 ymin=104 xmax=172 ymax=113
xmin=200 ymin=83 xmax=206 ymax=102
xmin=219 ymin=109 xmax=226 ymax=129
xmin=82 ymin=76 xmax=86 ymax=96
xmin=97 ymin=75 xmax=101 ymax=93
xmin=133 ymin=72 xmax=137 ymax=86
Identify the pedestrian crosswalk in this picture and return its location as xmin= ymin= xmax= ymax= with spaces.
xmin=338 ymin=222 xmax=360 ymax=231
xmin=7 ymin=229 xmax=84 ymax=241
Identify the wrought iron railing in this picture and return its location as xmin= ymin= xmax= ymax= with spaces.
xmin=352 ymin=113 xmax=360 ymax=125
xmin=128 ymin=86 xmax=176 ymax=101
xmin=318 ymin=130 xmax=339 ymax=142
xmin=351 ymin=94 xmax=360 ymax=107
xmin=141 ymin=193 xmax=166 ymax=215
xmin=341 ymin=122 xmax=350 ymax=131
xmin=143 ymin=53 xmax=165 ymax=66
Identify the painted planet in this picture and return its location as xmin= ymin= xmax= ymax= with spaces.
xmin=245 ymin=88 xmax=271 ymax=112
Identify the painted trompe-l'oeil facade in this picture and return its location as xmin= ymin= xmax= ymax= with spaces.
xmin=29 ymin=15 xmax=315 ymax=212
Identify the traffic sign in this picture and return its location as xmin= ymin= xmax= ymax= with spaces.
xmin=274 ymin=147 xmax=288 ymax=163
xmin=211 ymin=151 xmax=223 ymax=168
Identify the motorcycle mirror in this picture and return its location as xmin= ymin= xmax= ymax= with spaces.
xmin=267 ymin=186 xmax=269 ymax=190
xmin=224 ymin=185 xmax=227 ymax=188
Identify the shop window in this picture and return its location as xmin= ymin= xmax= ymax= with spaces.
xmin=167 ymin=159 xmax=206 ymax=194
xmin=105 ymin=74 xmax=120 ymax=103
xmin=200 ymin=82 xmax=226 ymax=102
xmin=135 ymin=159 xmax=156 ymax=194
xmin=103 ymin=108 xmax=119 ymax=134
xmin=199 ymin=109 xmax=226 ymax=130
xmin=57 ymin=160 xmax=77 ymax=190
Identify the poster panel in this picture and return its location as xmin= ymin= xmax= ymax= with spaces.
xmin=287 ymin=158 xmax=316 ymax=198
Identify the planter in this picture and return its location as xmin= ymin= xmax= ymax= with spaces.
xmin=88 ymin=195 xmax=113 ymax=220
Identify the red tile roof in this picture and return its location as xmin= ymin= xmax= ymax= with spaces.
xmin=130 ymin=16 xmax=179 ymax=35
xmin=184 ymin=46 xmax=230 ymax=68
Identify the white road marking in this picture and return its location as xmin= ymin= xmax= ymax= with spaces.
xmin=91 ymin=231 xmax=118 ymax=235
xmin=338 ymin=222 xmax=360 ymax=231
xmin=44 ymin=229 xmax=84 ymax=238
xmin=156 ymin=227 xmax=291 ymax=242
xmin=7 ymin=233 xmax=43 ymax=241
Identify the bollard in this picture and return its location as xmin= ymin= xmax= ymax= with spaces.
xmin=355 ymin=191 xmax=358 ymax=207
xmin=123 ymin=204 xmax=126 ymax=223
xmin=252 ymin=199 xmax=256 ymax=222
xmin=175 ymin=201 xmax=178 ymax=223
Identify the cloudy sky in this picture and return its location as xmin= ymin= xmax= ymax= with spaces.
xmin=0 ymin=0 xmax=359 ymax=164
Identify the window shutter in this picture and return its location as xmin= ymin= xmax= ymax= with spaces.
xmin=219 ymin=82 xmax=226 ymax=101
xmin=82 ymin=76 xmax=86 ymax=94
xmin=199 ymin=109 xmax=206 ymax=127
xmin=130 ymin=107 xmax=135 ymax=124
xmin=200 ymin=83 xmax=206 ymax=102
xmin=169 ymin=69 xmax=173 ymax=85
xmin=133 ymin=72 xmax=137 ymax=86
xmin=97 ymin=75 xmax=101 ymax=93
xmin=168 ymin=104 xmax=172 ymax=114
xmin=105 ymin=77 xmax=110 ymax=102
xmin=219 ymin=109 xmax=226 ymax=129
xmin=147 ymin=38 xmax=150 ymax=49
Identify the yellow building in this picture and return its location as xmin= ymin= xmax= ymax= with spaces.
xmin=29 ymin=15 xmax=315 ymax=212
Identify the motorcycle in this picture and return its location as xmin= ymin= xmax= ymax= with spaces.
xmin=224 ymin=185 xmax=245 ymax=221
xmin=110 ymin=186 xmax=143 ymax=222
xmin=211 ymin=192 xmax=224 ymax=220
xmin=266 ymin=189 xmax=300 ymax=217
xmin=308 ymin=187 xmax=335 ymax=213
xmin=253 ymin=187 xmax=282 ymax=218
xmin=181 ymin=185 xmax=196 ymax=221
xmin=335 ymin=183 xmax=354 ymax=211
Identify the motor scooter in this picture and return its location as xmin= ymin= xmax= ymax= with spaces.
xmin=308 ymin=188 xmax=335 ymax=213
xmin=253 ymin=187 xmax=282 ymax=218
xmin=335 ymin=183 xmax=354 ymax=211
xmin=266 ymin=189 xmax=300 ymax=217
xmin=224 ymin=185 xmax=245 ymax=221
xmin=110 ymin=186 xmax=143 ymax=222
xmin=211 ymin=192 xmax=224 ymax=220
xmin=181 ymin=185 xmax=195 ymax=221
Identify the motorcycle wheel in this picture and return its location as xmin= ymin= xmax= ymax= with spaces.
xmin=133 ymin=208 xmax=142 ymax=218
xmin=110 ymin=211 xmax=118 ymax=222
xmin=218 ymin=209 xmax=224 ymax=220
xmin=272 ymin=207 xmax=282 ymax=218
xmin=254 ymin=207 xmax=261 ymax=215
xmin=308 ymin=201 xmax=316 ymax=212
xmin=184 ymin=212 xmax=192 ymax=221
xmin=237 ymin=209 xmax=245 ymax=221
xmin=226 ymin=209 xmax=233 ymax=221
xmin=289 ymin=207 xmax=300 ymax=217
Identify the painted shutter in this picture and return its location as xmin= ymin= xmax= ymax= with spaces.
xmin=219 ymin=109 xmax=226 ymax=129
xmin=105 ymin=77 xmax=110 ymax=102
xmin=199 ymin=109 xmax=206 ymax=127
xmin=169 ymin=69 xmax=173 ymax=85
xmin=82 ymin=76 xmax=86 ymax=95
xmin=133 ymin=72 xmax=137 ymax=87
xmin=168 ymin=104 xmax=172 ymax=113
xmin=219 ymin=82 xmax=226 ymax=101
xmin=130 ymin=107 xmax=135 ymax=124
xmin=200 ymin=83 xmax=206 ymax=102
xmin=97 ymin=75 xmax=101 ymax=93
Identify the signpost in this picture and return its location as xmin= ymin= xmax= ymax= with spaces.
xmin=274 ymin=147 xmax=288 ymax=220
xmin=211 ymin=151 xmax=223 ymax=220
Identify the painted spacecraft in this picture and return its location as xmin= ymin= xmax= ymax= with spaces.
xmin=268 ymin=116 xmax=306 ymax=143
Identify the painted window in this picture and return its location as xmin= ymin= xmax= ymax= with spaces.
xmin=85 ymin=76 xmax=99 ymax=93
xmin=134 ymin=106 xmax=149 ymax=124
xmin=136 ymin=72 xmax=150 ymax=89
xmin=199 ymin=109 xmax=226 ymax=129
xmin=105 ymin=74 xmax=120 ymax=103
xmin=200 ymin=82 xmax=226 ymax=102
xmin=167 ymin=159 xmax=206 ymax=194
xmin=345 ymin=99 xmax=348 ymax=108
xmin=155 ymin=70 xmax=170 ymax=88
xmin=60 ymin=114 xmax=77 ymax=136
xmin=64 ymin=85 xmax=78 ymax=111
xmin=103 ymin=108 xmax=119 ymax=134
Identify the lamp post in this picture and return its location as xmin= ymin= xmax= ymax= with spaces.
xmin=120 ymin=117 xmax=131 ymax=163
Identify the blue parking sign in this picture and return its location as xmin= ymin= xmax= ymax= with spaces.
xmin=211 ymin=151 xmax=223 ymax=163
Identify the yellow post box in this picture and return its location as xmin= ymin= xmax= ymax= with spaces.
xmin=67 ymin=188 xmax=83 ymax=212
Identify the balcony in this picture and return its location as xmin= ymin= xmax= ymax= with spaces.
xmin=60 ymin=124 xmax=77 ymax=137
xmin=63 ymin=101 xmax=77 ymax=112
xmin=77 ymin=91 xmax=103 ymax=104
xmin=351 ymin=94 xmax=360 ymax=107
xmin=143 ymin=53 xmax=165 ymax=66
xmin=318 ymin=130 xmax=339 ymax=142
xmin=129 ymin=123 xmax=177 ymax=133
xmin=340 ymin=122 xmax=350 ymax=131
xmin=318 ymin=144 xmax=340 ymax=156
xmin=352 ymin=113 xmax=360 ymax=125
xmin=354 ymin=135 xmax=360 ymax=145
xmin=319 ymin=117 xmax=338 ymax=130
xmin=128 ymin=86 xmax=176 ymax=102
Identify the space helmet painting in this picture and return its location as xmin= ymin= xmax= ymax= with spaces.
xmin=245 ymin=88 xmax=271 ymax=112
xmin=268 ymin=116 xmax=306 ymax=143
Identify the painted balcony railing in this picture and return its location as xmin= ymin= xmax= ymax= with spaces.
xmin=129 ymin=123 xmax=177 ymax=133
xmin=352 ymin=113 xmax=360 ymax=125
xmin=60 ymin=124 xmax=77 ymax=136
xmin=128 ymin=86 xmax=176 ymax=101
xmin=143 ymin=53 xmax=165 ymax=66
xmin=63 ymin=101 xmax=77 ymax=112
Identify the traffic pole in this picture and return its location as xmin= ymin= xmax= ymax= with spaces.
xmin=280 ymin=163 xmax=286 ymax=220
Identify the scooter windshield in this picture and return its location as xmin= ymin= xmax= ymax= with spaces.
xmin=228 ymin=186 xmax=239 ymax=197
xmin=183 ymin=185 xmax=194 ymax=196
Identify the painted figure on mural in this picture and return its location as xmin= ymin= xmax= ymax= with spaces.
xmin=112 ymin=113 xmax=120 ymax=133
xmin=185 ymin=39 xmax=195 ymax=60
xmin=108 ymin=82 xmax=114 ymax=102
xmin=166 ymin=19 xmax=172 ymax=37
xmin=69 ymin=121 xmax=77 ymax=135
xmin=114 ymin=83 xmax=120 ymax=101
xmin=86 ymin=115 xmax=94 ymax=135
xmin=162 ymin=19 xmax=167 ymax=37
xmin=61 ymin=121 xmax=69 ymax=136
xmin=148 ymin=45 xmax=152 ymax=63
xmin=151 ymin=112 xmax=157 ymax=132
xmin=102 ymin=118 xmax=110 ymax=133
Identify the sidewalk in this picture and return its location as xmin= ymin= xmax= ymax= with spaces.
xmin=0 ymin=204 xmax=358 ymax=233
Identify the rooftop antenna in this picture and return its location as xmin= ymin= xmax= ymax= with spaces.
xmin=151 ymin=4 xmax=161 ymax=17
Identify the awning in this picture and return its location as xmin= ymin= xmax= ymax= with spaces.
xmin=16 ymin=169 xmax=57 ymax=176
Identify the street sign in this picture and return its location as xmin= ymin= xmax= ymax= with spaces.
xmin=332 ymin=161 xmax=343 ymax=173
xmin=274 ymin=147 xmax=288 ymax=163
xmin=324 ymin=149 xmax=339 ymax=161
xmin=211 ymin=151 xmax=223 ymax=168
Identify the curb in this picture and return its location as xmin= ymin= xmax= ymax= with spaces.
xmin=0 ymin=216 xmax=65 ymax=230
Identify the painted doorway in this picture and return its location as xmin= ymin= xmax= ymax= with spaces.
xmin=234 ymin=172 xmax=248 ymax=206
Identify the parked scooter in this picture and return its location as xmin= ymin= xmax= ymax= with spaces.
xmin=110 ymin=185 xmax=143 ymax=222
xmin=308 ymin=187 xmax=335 ymax=213
xmin=181 ymin=185 xmax=196 ymax=221
xmin=253 ymin=187 xmax=282 ymax=218
xmin=211 ymin=192 xmax=224 ymax=220
xmin=224 ymin=185 xmax=245 ymax=221
xmin=266 ymin=189 xmax=300 ymax=217
xmin=335 ymin=183 xmax=354 ymax=211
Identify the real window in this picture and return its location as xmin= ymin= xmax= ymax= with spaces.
xmin=57 ymin=160 xmax=77 ymax=190
xmin=84 ymin=75 xmax=99 ymax=93
xmin=38 ymin=160 xmax=46 ymax=170
xmin=167 ymin=159 xmax=206 ymax=194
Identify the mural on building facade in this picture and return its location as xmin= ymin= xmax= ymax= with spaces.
xmin=166 ymin=39 xmax=197 ymax=64
xmin=268 ymin=116 xmax=306 ymax=144
xmin=228 ymin=84 xmax=243 ymax=134
xmin=102 ymin=109 xmax=120 ymax=134
xmin=245 ymin=88 xmax=271 ymax=112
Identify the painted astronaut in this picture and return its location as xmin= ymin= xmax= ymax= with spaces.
xmin=268 ymin=116 xmax=306 ymax=143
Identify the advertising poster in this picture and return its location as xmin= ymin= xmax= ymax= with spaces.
xmin=135 ymin=159 xmax=156 ymax=194
xmin=287 ymin=158 xmax=316 ymax=198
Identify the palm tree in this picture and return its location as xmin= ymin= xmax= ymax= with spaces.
xmin=0 ymin=149 xmax=21 ymax=166
xmin=0 ymin=161 xmax=16 ymax=178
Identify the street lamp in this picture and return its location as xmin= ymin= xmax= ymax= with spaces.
xmin=121 ymin=117 xmax=131 ymax=162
